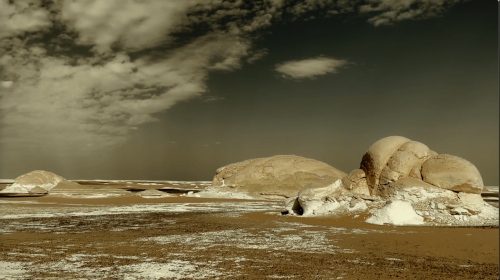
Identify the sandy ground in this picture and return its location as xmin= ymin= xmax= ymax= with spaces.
xmin=0 ymin=182 xmax=498 ymax=279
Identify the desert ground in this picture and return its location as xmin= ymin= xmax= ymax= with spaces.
xmin=0 ymin=181 xmax=498 ymax=280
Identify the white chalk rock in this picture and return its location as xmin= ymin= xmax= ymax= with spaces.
xmin=378 ymin=177 xmax=442 ymax=198
xmin=28 ymin=186 xmax=48 ymax=194
xmin=0 ymin=170 xmax=68 ymax=193
xmin=297 ymin=177 xmax=343 ymax=216
xmin=341 ymin=169 xmax=370 ymax=196
xmin=211 ymin=155 xmax=346 ymax=198
xmin=421 ymin=155 xmax=484 ymax=194
xmin=398 ymin=141 xmax=432 ymax=160
xmin=284 ymin=196 xmax=301 ymax=214
xmin=348 ymin=199 xmax=368 ymax=212
xmin=139 ymin=189 xmax=165 ymax=197
xmin=366 ymin=200 xmax=424 ymax=226
xmin=449 ymin=207 xmax=471 ymax=216
xmin=458 ymin=192 xmax=484 ymax=207
xmin=360 ymin=136 xmax=411 ymax=191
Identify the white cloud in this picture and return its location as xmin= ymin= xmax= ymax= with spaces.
xmin=247 ymin=48 xmax=269 ymax=63
xmin=275 ymin=57 xmax=348 ymax=79
xmin=360 ymin=0 xmax=462 ymax=26
xmin=0 ymin=34 xmax=250 ymax=158
xmin=0 ymin=0 xmax=52 ymax=40
xmin=0 ymin=0 xmax=463 ymax=167
xmin=60 ymin=0 xmax=209 ymax=53
xmin=0 ymin=81 xmax=13 ymax=88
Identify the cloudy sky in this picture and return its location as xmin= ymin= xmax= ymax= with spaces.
xmin=0 ymin=0 xmax=497 ymax=184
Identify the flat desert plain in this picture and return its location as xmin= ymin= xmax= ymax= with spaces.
xmin=0 ymin=181 xmax=498 ymax=280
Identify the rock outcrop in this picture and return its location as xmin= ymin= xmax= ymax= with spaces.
xmin=210 ymin=155 xmax=346 ymax=199
xmin=284 ymin=136 xmax=498 ymax=227
xmin=421 ymin=154 xmax=483 ymax=194
xmin=341 ymin=169 xmax=370 ymax=196
xmin=0 ymin=170 xmax=82 ymax=193
xmin=360 ymin=136 xmax=410 ymax=190
xmin=139 ymin=189 xmax=167 ymax=197
xmin=28 ymin=186 xmax=48 ymax=194
xmin=359 ymin=136 xmax=483 ymax=196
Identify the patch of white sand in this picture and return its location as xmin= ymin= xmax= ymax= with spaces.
xmin=0 ymin=261 xmax=28 ymax=279
xmin=140 ymin=226 xmax=359 ymax=254
xmin=120 ymin=260 xmax=220 ymax=279
xmin=186 ymin=190 xmax=254 ymax=200
xmin=0 ymin=201 xmax=282 ymax=219
xmin=366 ymin=200 xmax=424 ymax=226
xmin=385 ymin=258 xmax=404 ymax=261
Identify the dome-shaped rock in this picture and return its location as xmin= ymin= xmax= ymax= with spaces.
xmin=360 ymin=136 xmax=411 ymax=191
xmin=421 ymin=154 xmax=484 ymax=194
xmin=0 ymin=170 xmax=72 ymax=193
xmin=211 ymin=155 xmax=346 ymax=199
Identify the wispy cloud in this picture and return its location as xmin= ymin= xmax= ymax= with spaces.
xmin=275 ymin=57 xmax=348 ymax=79
xmin=0 ymin=0 xmax=52 ymax=40
xmin=0 ymin=0 xmax=464 ymax=163
xmin=359 ymin=0 xmax=462 ymax=26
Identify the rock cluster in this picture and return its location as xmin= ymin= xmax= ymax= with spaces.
xmin=282 ymin=136 xmax=497 ymax=226
xmin=210 ymin=155 xmax=346 ymax=199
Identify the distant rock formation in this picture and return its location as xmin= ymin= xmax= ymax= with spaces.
xmin=28 ymin=186 xmax=48 ymax=195
xmin=138 ymin=189 xmax=167 ymax=197
xmin=284 ymin=136 xmax=498 ymax=227
xmin=0 ymin=170 xmax=82 ymax=194
xmin=210 ymin=155 xmax=346 ymax=199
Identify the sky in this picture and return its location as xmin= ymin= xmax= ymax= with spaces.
xmin=0 ymin=0 xmax=497 ymax=184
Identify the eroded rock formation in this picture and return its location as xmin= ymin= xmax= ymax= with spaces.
xmin=210 ymin=155 xmax=346 ymax=199
xmin=284 ymin=136 xmax=498 ymax=227
xmin=0 ymin=170 xmax=82 ymax=193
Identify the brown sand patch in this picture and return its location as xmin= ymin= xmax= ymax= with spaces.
xmin=1 ymin=199 xmax=497 ymax=279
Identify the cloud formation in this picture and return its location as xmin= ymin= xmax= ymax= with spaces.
xmin=359 ymin=0 xmax=462 ymax=26
xmin=0 ymin=0 xmax=464 ymax=164
xmin=0 ymin=0 xmax=52 ymax=40
xmin=275 ymin=57 xmax=348 ymax=79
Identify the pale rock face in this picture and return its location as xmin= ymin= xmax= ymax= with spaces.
xmin=284 ymin=196 xmax=301 ymax=214
xmin=387 ymin=151 xmax=421 ymax=174
xmin=139 ymin=189 xmax=166 ymax=197
xmin=28 ymin=186 xmax=48 ymax=194
xmin=449 ymin=207 xmax=471 ymax=216
xmin=378 ymin=177 xmax=443 ymax=198
xmin=365 ymin=200 xmax=424 ymax=226
xmin=408 ymin=164 xmax=423 ymax=179
xmin=341 ymin=169 xmax=370 ymax=196
xmin=0 ymin=170 xmax=66 ymax=193
xmin=457 ymin=192 xmax=484 ymax=206
xmin=398 ymin=141 xmax=432 ymax=160
xmin=211 ymin=155 xmax=346 ymax=199
xmin=379 ymin=141 xmax=432 ymax=186
xmin=421 ymin=155 xmax=484 ymax=194
xmin=360 ymin=136 xmax=411 ymax=191
xmin=379 ymin=166 xmax=401 ymax=185
xmin=297 ymin=176 xmax=347 ymax=216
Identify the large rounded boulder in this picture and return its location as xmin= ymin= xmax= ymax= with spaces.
xmin=211 ymin=155 xmax=346 ymax=199
xmin=360 ymin=136 xmax=411 ymax=190
xmin=360 ymin=136 xmax=441 ymax=195
xmin=421 ymin=154 xmax=484 ymax=194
